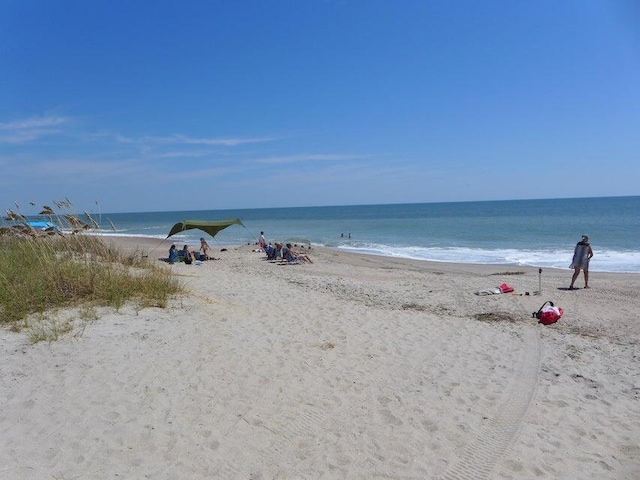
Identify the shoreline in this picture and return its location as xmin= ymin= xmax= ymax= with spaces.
xmin=105 ymin=234 xmax=640 ymax=276
xmin=1 ymin=235 xmax=638 ymax=478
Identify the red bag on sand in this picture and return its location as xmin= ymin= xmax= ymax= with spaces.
xmin=539 ymin=306 xmax=563 ymax=325
xmin=499 ymin=283 xmax=515 ymax=293
xmin=533 ymin=301 xmax=564 ymax=325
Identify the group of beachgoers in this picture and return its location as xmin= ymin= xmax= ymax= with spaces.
xmin=166 ymin=231 xmax=313 ymax=265
xmin=168 ymin=237 xmax=213 ymax=264
xmin=167 ymin=231 xmax=590 ymax=281
xmin=259 ymin=231 xmax=313 ymax=264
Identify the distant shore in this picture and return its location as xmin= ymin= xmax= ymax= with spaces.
xmin=1 ymin=236 xmax=638 ymax=478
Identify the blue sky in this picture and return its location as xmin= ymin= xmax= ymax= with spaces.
xmin=2 ymin=1 xmax=639 ymax=214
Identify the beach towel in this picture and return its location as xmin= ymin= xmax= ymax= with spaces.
xmin=570 ymin=242 xmax=590 ymax=269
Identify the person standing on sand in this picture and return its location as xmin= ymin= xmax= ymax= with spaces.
xmin=259 ymin=231 xmax=266 ymax=249
xmin=569 ymin=235 xmax=594 ymax=289
xmin=200 ymin=237 xmax=211 ymax=260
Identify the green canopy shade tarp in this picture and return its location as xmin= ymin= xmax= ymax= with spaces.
xmin=166 ymin=218 xmax=244 ymax=239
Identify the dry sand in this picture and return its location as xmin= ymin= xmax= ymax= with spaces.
xmin=1 ymin=237 xmax=638 ymax=479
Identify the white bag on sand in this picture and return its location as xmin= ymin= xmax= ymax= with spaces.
xmin=475 ymin=288 xmax=502 ymax=296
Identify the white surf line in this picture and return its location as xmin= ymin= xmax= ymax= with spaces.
xmin=441 ymin=320 xmax=541 ymax=480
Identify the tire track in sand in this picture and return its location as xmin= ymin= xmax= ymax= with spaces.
xmin=441 ymin=293 xmax=542 ymax=480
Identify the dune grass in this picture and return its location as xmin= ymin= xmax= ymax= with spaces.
xmin=0 ymin=234 xmax=182 ymax=328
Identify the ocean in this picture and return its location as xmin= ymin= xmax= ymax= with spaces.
xmin=25 ymin=196 xmax=640 ymax=273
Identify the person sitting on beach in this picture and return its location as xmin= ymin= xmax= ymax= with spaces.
xmin=200 ymin=237 xmax=211 ymax=260
xmin=285 ymin=243 xmax=313 ymax=263
xmin=264 ymin=243 xmax=278 ymax=260
xmin=569 ymin=234 xmax=594 ymax=289
xmin=181 ymin=245 xmax=194 ymax=264
xmin=168 ymin=244 xmax=179 ymax=264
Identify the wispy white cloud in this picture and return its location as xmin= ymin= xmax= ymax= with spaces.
xmin=151 ymin=151 xmax=218 ymax=159
xmin=150 ymin=164 xmax=245 ymax=182
xmin=0 ymin=115 xmax=69 ymax=144
xmin=0 ymin=116 xmax=67 ymax=130
xmin=116 ymin=133 xmax=277 ymax=147
xmin=254 ymin=153 xmax=371 ymax=165
xmin=34 ymin=159 xmax=133 ymax=176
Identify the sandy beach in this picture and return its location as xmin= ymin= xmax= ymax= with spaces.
xmin=1 ymin=237 xmax=638 ymax=480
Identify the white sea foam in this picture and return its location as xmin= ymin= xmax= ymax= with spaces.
xmin=337 ymin=244 xmax=640 ymax=273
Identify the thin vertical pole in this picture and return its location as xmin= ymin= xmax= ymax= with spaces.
xmin=538 ymin=268 xmax=542 ymax=295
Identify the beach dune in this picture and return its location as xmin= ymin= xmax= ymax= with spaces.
xmin=1 ymin=239 xmax=638 ymax=479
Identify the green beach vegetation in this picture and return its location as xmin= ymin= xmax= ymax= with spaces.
xmin=0 ymin=205 xmax=181 ymax=341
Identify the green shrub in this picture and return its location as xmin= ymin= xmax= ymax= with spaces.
xmin=0 ymin=235 xmax=181 ymax=325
